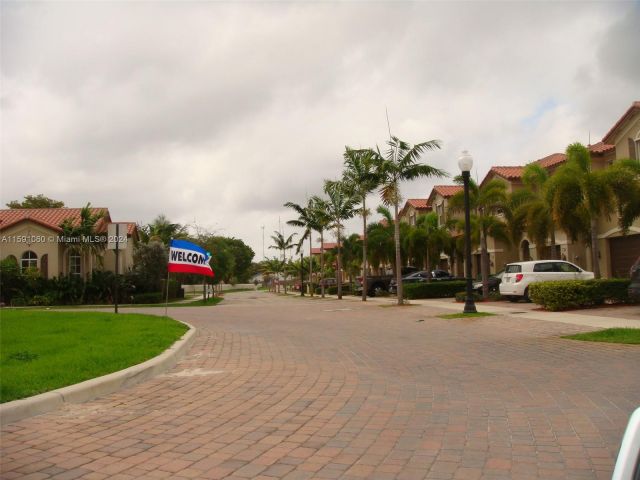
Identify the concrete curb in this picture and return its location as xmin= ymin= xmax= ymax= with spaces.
xmin=0 ymin=320 xmax=197 ymax=427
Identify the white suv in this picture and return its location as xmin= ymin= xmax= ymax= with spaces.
xmin=499 ymin=260 xmax=594 ymax=302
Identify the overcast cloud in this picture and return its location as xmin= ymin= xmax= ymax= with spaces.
xmin=1 ymin=1 xmax=639 ymax=259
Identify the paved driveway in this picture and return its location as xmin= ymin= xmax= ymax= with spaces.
xmin=2 ymin=292 xmax=639 ymax=479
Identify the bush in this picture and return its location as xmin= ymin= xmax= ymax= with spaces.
xmin=454 ymin=291 xmax=482 ymax=302
xmin=326 ymin=285 xmax=352 ymax=295
xmin=404 ymin=281 xmax=466 ymax=299
xmin=132 ymin=292 xmax=164 ymax=304
xmin=528 ymin=279 xmax=633 ymax=311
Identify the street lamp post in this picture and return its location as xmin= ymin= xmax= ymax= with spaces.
xmin=458 ymin=150 xmax=477 ymax=314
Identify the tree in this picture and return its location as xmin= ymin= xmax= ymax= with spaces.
xmin=140 ymin=214 xmax=188 ymax=245
xmin=269 ymin=231 xmax=297 ymax=294
xmin=521 ymin=163 xmax=557 ymax=259
xmin=449 ymin=178 xmax=509 ymax=299
xmin=59 ymin=203 xmax=107 ymax=278
xmin=7 ymin=194 xmax=65 ymax=209
xmin=342 ymin=147 xmax=380 ymax=301
xmin=310 ymin=195 xmax=331 ymax=297
xmin=548 ymin=143 xmax=640 ymax=278
xmin=405 ymin=212 xmax=451 ymax=276
xmin=323 ymin=180 xmax=358 ymax=299
xmin=260 ymin=257 xmax=284 ymax=292
xmin=369 ymin=136 xmax=445 ymax=304
xmin=366 ymin=206 xmax=395 ymax=274
xmin=284 ymin=198 xmax=321 ymax=296
xmin=341 ymin=233 xmax=363 ymax=289
xmin=131 ymin=241 xmax=168 ymax=293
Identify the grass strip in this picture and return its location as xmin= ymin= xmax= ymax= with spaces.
xmin=562 ymin=328 xmax=640 ymax=344
xmin=0 ymin=310 xmax=188 ymax=402
xmin=437 ymin=312 xmax=496 ymax=319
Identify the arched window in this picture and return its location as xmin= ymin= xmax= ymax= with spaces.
xmin=5 ymin=255 xmax=17 ymax=265
xmin=69 ymin=252 xmax=82 ymax=277
xmin=21 ymin=251 xmax=38 ymax=272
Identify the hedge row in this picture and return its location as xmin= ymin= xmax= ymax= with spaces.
xmin=404 ymin=281 xmax=466 ymax=299
xmin=528 ymin=278 xmax=633 ymax=311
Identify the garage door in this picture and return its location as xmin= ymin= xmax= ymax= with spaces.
xmin=609 ymin=234 xmax=640 ymax=277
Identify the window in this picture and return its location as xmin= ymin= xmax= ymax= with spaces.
xmin=505 ymin=264 xmax=522 ymax=273
xmin=20 ymin=251 xmax=37 ymax=272
xmin=635 ymin=130 xmax=640 ymax=161
xmin=533 ymin=262 xmax=554 ymax=272
xmin=69 ymin=253 xmax=81 ymax=277
xmin=555 ymin=262 xmax=580 ymax=272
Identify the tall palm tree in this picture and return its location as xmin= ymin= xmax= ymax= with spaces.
xmin=284 ymin=198 xmax=321 ymax=296
xmin=323 ymin=179 xmax=358 ymax=299
xmin=369 ymin=136 xmax=445 ymax=305
xmin=269 ymin=231 xmax=297 ymax=293
xmin=342 ymin=147 xmax=381 ymax=301
xmin=548 ymin=144 xmax=640 ymax=278
xmin=449 ymin=178 xmax=509 ymax=299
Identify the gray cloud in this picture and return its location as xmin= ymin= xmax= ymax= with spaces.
xmin=2 ymin=1 xmax=638 ymax=258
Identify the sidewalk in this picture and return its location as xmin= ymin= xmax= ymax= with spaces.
xmin=286 ymin=290 xmax=640 ymax=329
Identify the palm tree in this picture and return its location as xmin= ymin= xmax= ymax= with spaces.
xmin=141 ymin=214 xmax=188 ymax=245
xmin=366 ymin=206 xmax=395 ymax=275
xmin=342 ymin=147 xmax=380 ymax=301
xmin=341 ymin=233 xmax=363 ymax=290
xmin=59 ymin=203 xmax=107 ymax=279
xmin=323 ymin=179 xmax=358 ymax=299
xmin=449 ymin=178 xmax=509 ymax=299
xmin=284 ymin=198 xmax=321 ymax=296
xmin=269 ymin=231 xmax=297 ymax=293
xmin=369 ymin=136 xmax=445 ymax=305
xmin=309 ymin=196 xmax=331 ymax=297
xmin=521 ymin=163 xmax=558 ymax=259
xmin=410 ymin=212 xmax=451 ymax=276
xmin=260 ymin=257 xmax=284 ymax=292
xmin=548 ymin=144 xmax=640 ymax=278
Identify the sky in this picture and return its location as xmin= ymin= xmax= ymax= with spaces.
xmin=1 ymin=1 xmax=639 ymax=261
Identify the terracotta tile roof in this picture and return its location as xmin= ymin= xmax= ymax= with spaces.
xmin=490 ymin=166 xmax=525 ymax=180
xmin=311 ymin=242 xmax=337 ymax=254
xmin=406 ymin=199 xmax=430 ymax=209
xmin=602 ymin=101 xmax=640 ymax=145
xmin=535 ymin=152 xmax=567 ymax=169
xmin=0 ymin=208 xmax=111 ymax=233
xmin=588 ymin=141 xmax=615 ymax=154
xmin=432 ymin=185 xmax=463 ymax=198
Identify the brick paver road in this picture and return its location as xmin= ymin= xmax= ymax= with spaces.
xmin=2 ymin=292 xmax=639 ymax=480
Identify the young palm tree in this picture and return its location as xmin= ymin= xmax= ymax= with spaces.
xmin=269 ymin=231 xmax=297 ymax=293
xmin=366 ymin=206 xmax=396 ymax=275
xmin=284 ymin=198 xmax=321 ymax=296
xmin=369 ymin=136 xmax=445 ymax=305
xmin=521 ymin=163 xmax=558 ymax=259
xmin=342 ymin=147 xmax=381 ymax=301
xmin=341 ymin=233 xmax=363 ymax=290
xmin=141 ymin=214 xmax=188 ymax=245
xmin=449 ymin=178 xmax=509 ymax=299
xmin=260 ymin=257 xmax=284 ymax=292
xmin=310 ymin=196 xmax=331 ymax=297
xmin=323 ymin=179 xmax=358 ymax=299
xmin=548 ymin=144 xmax=640 ymax=278
xmin=59 ymin=203 xmax=107 ymax=278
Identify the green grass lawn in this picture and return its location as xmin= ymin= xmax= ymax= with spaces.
xmin=563 ymin=328 xmax=640 ymax=344
xmin=0 ymin=310 xmax=188 ymax=403
xmin=437 ymin=312 xmax=497 ymax=319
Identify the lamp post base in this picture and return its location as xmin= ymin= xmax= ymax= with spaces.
xmin=463 ymin=297 xmax=477 ymax=314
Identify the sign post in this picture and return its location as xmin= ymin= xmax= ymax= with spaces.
xmin=108 ymin=223 xmax=128 ymax=314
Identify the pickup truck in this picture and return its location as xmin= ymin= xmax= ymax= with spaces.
xmin=354 ymin=266 xmax=419 ymax=297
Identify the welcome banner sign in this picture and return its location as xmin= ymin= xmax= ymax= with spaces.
xmin=168 ymin=239 xmax=214 ymax=277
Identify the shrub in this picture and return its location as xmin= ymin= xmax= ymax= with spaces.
xmin=528 ymin=279 xmax=633 ymax=311
xmin=132 ymin=292 xmax=164 ymax=304
xmin=404 ymin=281 xmax=466 ymax=299
xmin=326 ymin=285 xmax=352 ymax=295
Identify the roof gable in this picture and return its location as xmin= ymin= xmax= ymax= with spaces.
xmin=602 ymin=101 xmax=640 ymax=145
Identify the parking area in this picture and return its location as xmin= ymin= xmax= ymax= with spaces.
xmin=1 ymin=291 xmax=639 ymax=479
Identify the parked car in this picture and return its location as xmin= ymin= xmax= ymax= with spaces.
xmin=389 ymin=271 xmax=431 ymax=294
xmin=354 ymin=266 xmax=419 ymax=297
xmin=430 ymin=269 xmax=457 ymax=281
xmin=473 ymin=270 xmax=504 ymax=294
xmin=499 ymin=260 xmax=594 ymax=302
